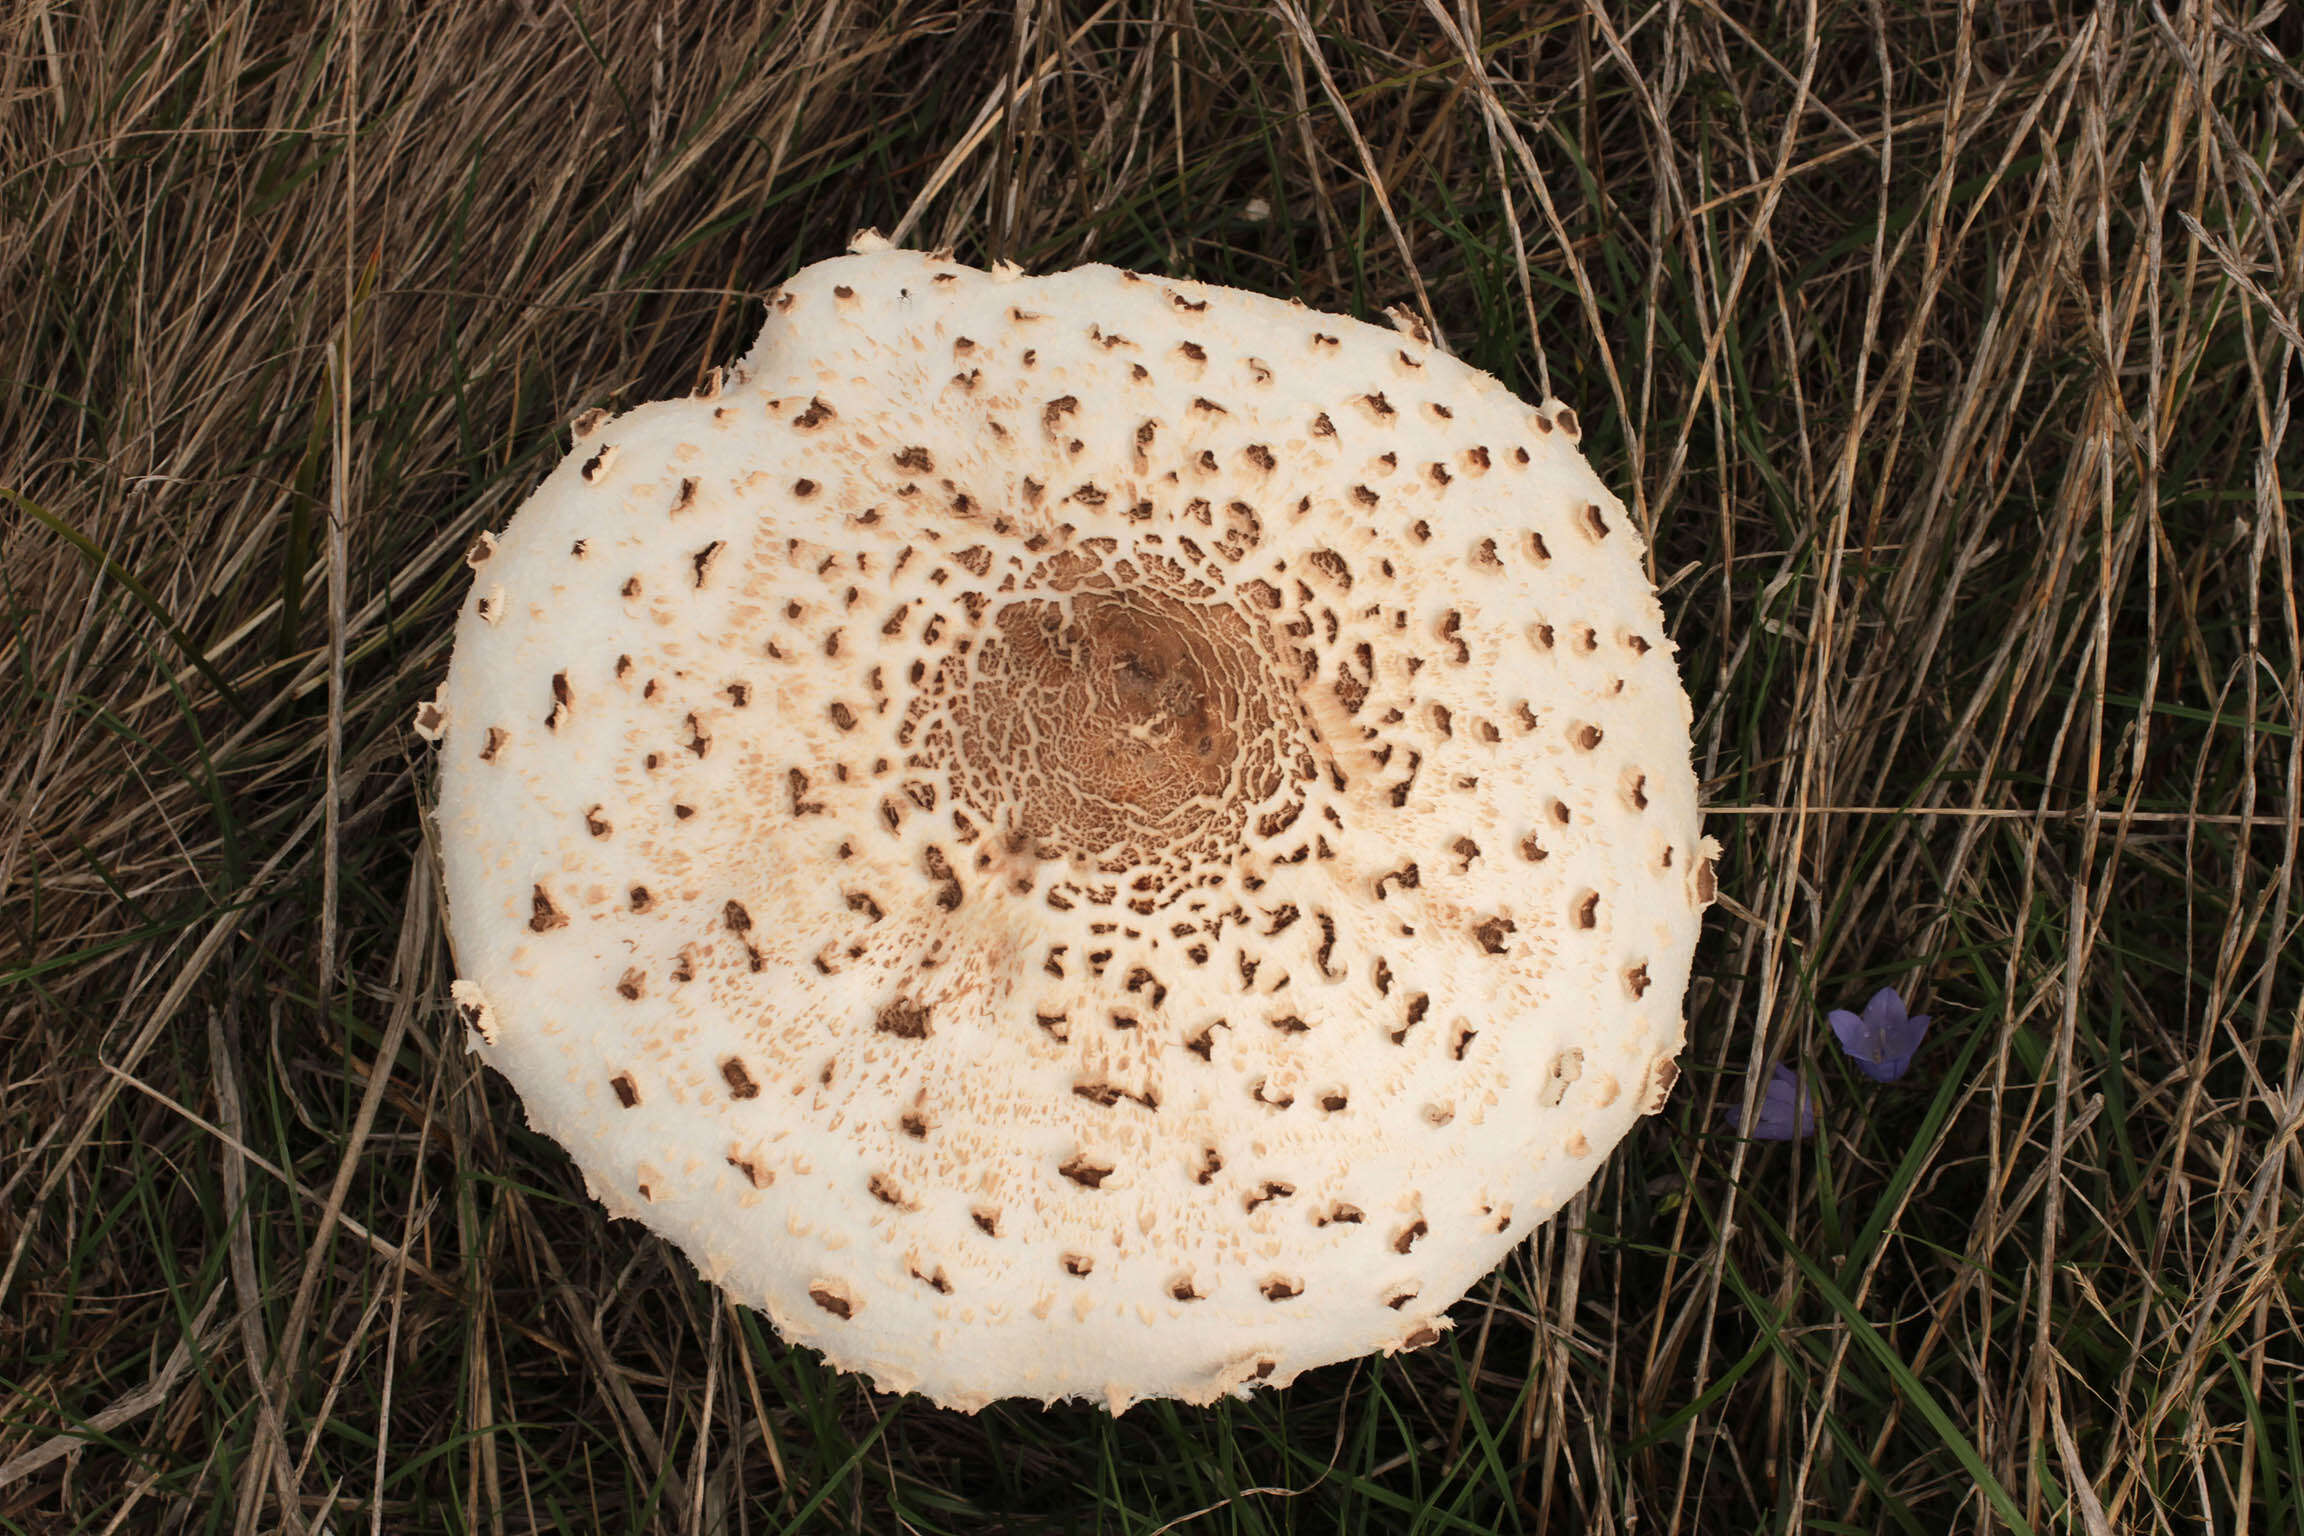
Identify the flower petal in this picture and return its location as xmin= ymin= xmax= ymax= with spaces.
xmin=1732 ymin=1063 xmax=1816 ymax=1140
xmin=1828 ymin=1007 xmax=1872 ymax=1056
xmin=1865 ymin=987 xmax=1908 ymax=1029
xmin=1831 ymin=988 xmax=1930 ymax=1081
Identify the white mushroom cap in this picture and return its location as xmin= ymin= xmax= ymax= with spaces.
xmin=430 ymin=239 xmax=1715 ymax=1412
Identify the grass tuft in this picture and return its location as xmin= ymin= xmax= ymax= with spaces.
xmin=3 ymin=2 xmax=2299 ymax=1531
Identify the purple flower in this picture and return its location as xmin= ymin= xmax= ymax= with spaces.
xmin=1729 ymin=1064 xmax=1816 ymax=1140
xmin=1828 ymin=987 xmax=1931 ymax=1083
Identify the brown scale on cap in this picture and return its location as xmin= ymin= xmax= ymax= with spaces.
xmin=430 ymin=236 xmax=1710 ymax=1417
xmin=528 ymin=884 xmax=568 ymax=932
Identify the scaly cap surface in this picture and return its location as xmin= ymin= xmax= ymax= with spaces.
xmin=428 ymin=239 xmax=1716 ymax=1411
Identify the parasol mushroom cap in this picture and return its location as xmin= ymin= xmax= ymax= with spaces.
xmin=427 ymin=237 xmax=1715 ymax=1411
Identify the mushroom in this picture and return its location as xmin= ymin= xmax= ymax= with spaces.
xmin=426 ymin=234 xmax=1716 ymax=1412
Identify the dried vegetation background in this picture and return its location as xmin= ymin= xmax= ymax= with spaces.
xmin=2 ymin=1 xmax=2300 ymax=1531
